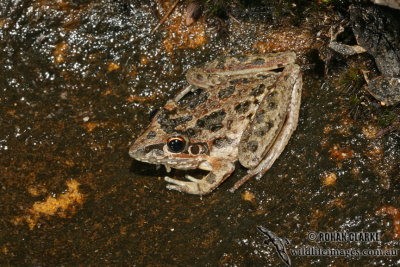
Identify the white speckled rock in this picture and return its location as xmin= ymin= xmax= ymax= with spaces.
xmin=372 ymin=0 xmax=400 ymax=9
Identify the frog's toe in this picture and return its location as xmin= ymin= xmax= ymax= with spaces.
xmin=185 ymin=174 xmax=200 ymax=182
xmin=166 ymin=183 xmax=189 ymax=192
xmin=165 ymin=176 xmax=187 ymax=186
xmin=164 ymin=176 xmax=203 ymax=194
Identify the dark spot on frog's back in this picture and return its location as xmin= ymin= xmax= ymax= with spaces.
xmin=146 ymin=131 xmax=156 ymax=139
xmin=234 ymin=101 xmax=251 ymax=114
xmin=188 ymin=92 xmax=209 ymax=110
xmin=255 ymin=110 xmax=265 ymax=123
xmin=196 ymin=110 xmax=226 ymax=132
xmin=252 ymin=58 xmax=265 ymax=65
xmin=213 ymin=137 xmax=232 ymax=148
xmin=157 ymin=110 xmax=193 ymax=134
xmin=196 ymin=74 xmax=204 ymax=80
xmin=210 ymin=125 xmax=223 ymax=132
xmin=256 ymin=129 xmax=266 ymax=137
xmin=177 ymin=89 xmax=209 ymax=110
xmin=267 ymin=91 xmax=276 ymax=99
xmin=251 ymin=84 xmax=265 ymax=97
xmin=229 ymin=79 xmax=240 ymax=85
xmin=256 ymin=122 xmax=273 ymax=137
xmin=261 ymin=121 xmax=273 ymax=131
xmin=218 ymin=86 xmax=235 ymax=99
xmin=268 ymin=102 xmax=276 ymax=110
xmin=248 ymin=141 xmax=259 ymax=152
xmin=237 ymin=55 xmax=248 ymax=62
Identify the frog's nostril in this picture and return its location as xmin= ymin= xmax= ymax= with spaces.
xmin=129 ymin=146 xmax=143 ymax=159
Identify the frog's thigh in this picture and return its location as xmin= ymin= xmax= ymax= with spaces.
xmin=165 ymin=160 xmax=235 ymax=195
xmin=250 ymin=71 xmax=301 ymax=179
xmin=231 ymin=66 xmax=302 ymax=191
xmin=239 ymin=65 xmax=299 ymax=168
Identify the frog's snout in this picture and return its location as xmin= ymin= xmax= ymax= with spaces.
xmin=129 ymin=142 xmax=166 ymax=163
xmin=129 ymin=145 xmax=143 ymax=160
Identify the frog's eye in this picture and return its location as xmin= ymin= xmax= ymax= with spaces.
xmin=167 ymin=136 xmax=186 ymax=153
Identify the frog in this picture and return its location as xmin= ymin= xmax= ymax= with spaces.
xmin=329 ymin=4 xmax=400 ymax=105
xmin=129 ymin=52 xmax=302 ymax=195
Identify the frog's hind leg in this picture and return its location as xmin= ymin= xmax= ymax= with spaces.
xmin=165 ymin=160 xmax=235 ymax=195
xmin=230 ymin=67 xmax=302 ymax=192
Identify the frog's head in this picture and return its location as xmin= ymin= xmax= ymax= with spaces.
xmin=129 ymin=124 xmax=209 ymax=171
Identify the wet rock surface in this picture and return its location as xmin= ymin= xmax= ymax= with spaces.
xmin=351 ymin=4 xmax=400 ymax=105
xmin=0 ymin=0 xmax=400 ymax=266
xmin=330 ymin=3 xmax=400 ymax=105
xmin=350 ymin=4 xmax=400 ymax=77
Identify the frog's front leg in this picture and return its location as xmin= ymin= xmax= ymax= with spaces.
xmin=165 ymin=160 xmax=234 ymax=195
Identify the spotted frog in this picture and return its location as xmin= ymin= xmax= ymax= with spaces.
xmin=129 ymin=52 xmax=302 ymax=195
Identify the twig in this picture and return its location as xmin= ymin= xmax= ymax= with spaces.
xmin=227 ymin=12 xmax=240 ymax=24
xmin=375 ymin=124 xmax=398 ymax=138
xmin=150 ymin=0 xmax=181 ymax=35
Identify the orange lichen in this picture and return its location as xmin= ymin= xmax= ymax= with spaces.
xmin=27 ymin=185 xmax=48 ymax=197
xmin=130 ymin=66 xmax=138 ymax=78
xmin=84 ymin=122 xmax=100 ymax=132
xmin=329 ymin=144 xmax=354 ymax=161
xmin=322 ymin=172 xmax=337 ymax=186
xmin=127 ymin=94 xmax=158 ymax=103
xmin=323 ymin=125 xmax=332 ymax=134
xmin=102 ymin=89 xmax=113 ymax=96
xmin=332 ymin=197 xmax=345 ymax=209
xmin=160 ymin=2 xmax=206 ymax=53
xmin=58 ymin=0 xmax=69 ymax=9
xmin=7 ymin=109 xmax=16 ymax=116
xmin=351 ymin=166 xmax=360 ymax=176
xmin=0 ymin=19 xmax=7 ymax=28
xmin=376 ymin=206 xmax=400 ymax=239
xmin=242 ymin=190 xmax=256 ymax=205
xmin=140 ymin=56 xmax=149 ymax=65
xmin=53 ymin=42 xmax=68 ymax=64
xmin=1 ymin=245 xmax=9 ymax=255
xmin=108 ymin=62 xmax=120 ymax=72
xmin=13 ymin=179 xmax=84 ymax=230
xmin=362 ymin=123 xmax=379 ymax=139
xmin=254 ymin=28 xmax=313 ymax=53
xmin=364 ymin=145 xmax=383 ymax=162
xmin=337 ymin=117 xmax=354 ymax=135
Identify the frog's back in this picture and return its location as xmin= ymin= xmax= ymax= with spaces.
xmin=166 ymin=73 xmax=280 ymax=146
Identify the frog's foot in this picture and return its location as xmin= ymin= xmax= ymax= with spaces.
xmin=165 ymin=175 xmax=214 ymax=195
xmin=329 ymin=24 xmax=366 ymax=56
xmin=164 ymin=161 xmax=235 ymax=195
